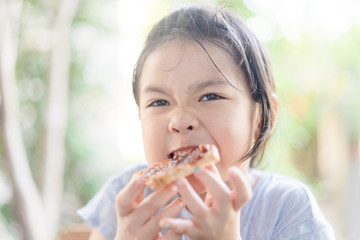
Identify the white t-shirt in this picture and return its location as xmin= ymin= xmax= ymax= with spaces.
xmin=78 ymin=163 xmax=335 ymax=239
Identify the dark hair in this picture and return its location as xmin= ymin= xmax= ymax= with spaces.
xmin=132 ymin=5 xmax=276 ymax=167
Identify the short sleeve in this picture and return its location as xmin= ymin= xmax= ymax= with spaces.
xmin=271 ymin=185 xmax=335 ymax=240
xmin=77 ymin=163 xmax=147 ymax=240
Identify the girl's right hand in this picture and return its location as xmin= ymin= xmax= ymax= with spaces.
xmin=114 ymin=175 xmax=185 ymax=240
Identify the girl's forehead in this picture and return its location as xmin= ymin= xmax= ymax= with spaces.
xmin=140 ymin=38 xmax=248 ymax=92
xmin=145 ymin=38 xmax=205 ymax=67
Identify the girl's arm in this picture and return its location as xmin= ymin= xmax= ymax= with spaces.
xmin=88 ymin=229 xmax=107 ymax=240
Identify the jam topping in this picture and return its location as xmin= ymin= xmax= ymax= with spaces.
xmin=139 ymin=144 xmax=211 ymax=178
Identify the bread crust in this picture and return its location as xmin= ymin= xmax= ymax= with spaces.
xmin=136 ymin=144 xmax=220 ymax=189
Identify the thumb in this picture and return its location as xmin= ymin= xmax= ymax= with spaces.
xmin=131 ymin=174 xmax=146 ymax=204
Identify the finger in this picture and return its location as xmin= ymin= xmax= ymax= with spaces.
xmin=143 ymin=197 xmax=185 ymax=238
xmin=204 ymin=162 xmax=221 ymax=176
xmin=159 ymin=217 xmax=195 ymax=237
xmin=203 ymin=163 xmax=220 ymax=207
xmin=155 ymin=197 xmax=185 ymax=221
xmin=194 ymin=168 xmax=231 ymax=211
xmin=134 ymin=179 xmax=146 ymax=204
xmin=228 ymin=166 xmax=252 ymax=210
xmin=158 ymin=230 xmax=182 ymax=240
xmin=176 ymin=178 xmax=208 ymax=216
xmin=204 ymin=192 xmax=215 ymax=207
xmin=186 ymin=163 xmax=220 ymax=195
xmin=133 ymin=184 xmax=179 ymax=225
xmin=115 ymin=175 xmax=146 ymax=217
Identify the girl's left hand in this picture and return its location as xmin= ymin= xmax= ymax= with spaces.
xmin=159 ymin=165 xmax=252 ymax=240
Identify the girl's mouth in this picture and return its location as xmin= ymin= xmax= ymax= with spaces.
xmin=168 ymin=145 xmax=198 ymax=159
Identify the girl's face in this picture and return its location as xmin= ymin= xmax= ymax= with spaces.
xmin=138 ymin=39 xmax=260 ymax=182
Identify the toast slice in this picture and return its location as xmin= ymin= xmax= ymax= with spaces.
xmin=135 ymin=144 xmax=220 ymax=189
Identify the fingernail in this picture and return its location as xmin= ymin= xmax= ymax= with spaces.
xmin=194 ymin=166 xmax=200 ymax=173
xmin=163 ymin=224 xmax=170 ymax=230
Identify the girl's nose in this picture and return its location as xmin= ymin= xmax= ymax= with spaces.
xmin=168 ymin=109 xmax=198 ymax=133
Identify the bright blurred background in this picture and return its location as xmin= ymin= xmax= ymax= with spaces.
xmin=0 ymin=0 xmax=359 ymax=239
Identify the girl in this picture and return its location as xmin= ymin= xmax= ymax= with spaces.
xmin=78 ymin=5 xmax=335 ymax=240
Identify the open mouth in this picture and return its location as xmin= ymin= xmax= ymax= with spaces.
xmin=168 ymin=145 xmax=198 ymax=159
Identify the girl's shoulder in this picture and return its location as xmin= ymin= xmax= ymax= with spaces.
xmin=242 ymin=169 xmax=335 ymax=239
xmin=251 ymin=169 xmax=310 ymax=195
xmin=249 ymin=169 xmax=319 ymax=211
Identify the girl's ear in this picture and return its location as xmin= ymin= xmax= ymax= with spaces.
xmin=253 ymin=104 xmax=262 ymax=140
xmin=254 ymin=93 xmax=279 ymax=139
xmin=270 ymin=93 xmax=279 ymax=134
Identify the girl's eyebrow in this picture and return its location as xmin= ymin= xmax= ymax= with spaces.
xmin=143 ymin=85 xmax=168 ymax=95
xmin=190 ymin=79 xmax=227 ymax=93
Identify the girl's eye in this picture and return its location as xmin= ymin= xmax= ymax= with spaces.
xmin=199 ymin=93 xmax=223 ymax=102
xmin=148 ymin=99 xmax=169 ymax=107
